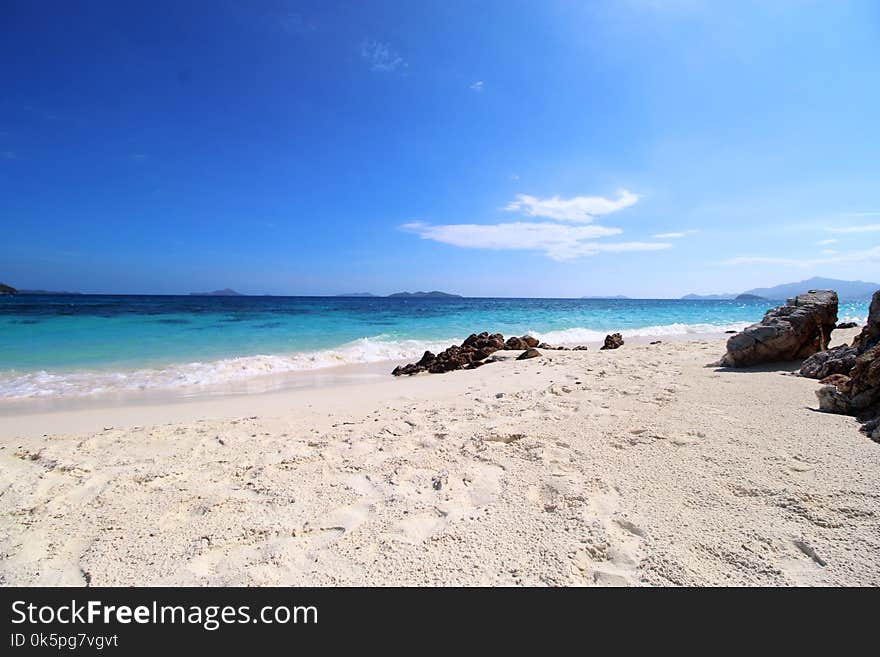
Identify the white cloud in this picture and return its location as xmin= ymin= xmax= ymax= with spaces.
xmin=470 ymin=80 xmax=484 ymax=91
xmin=652 ymin=229 xmax=699 ymax=239
xmin=402 ymin=221 xmax=670 ymax=261
xmin=360 ymin=39 xmax=405 ymax=72
xmin=503 ymin=189 xmax=639 ymax=223
xmin=721 ymin=245 xmax=880 ymax=267
xmin=817 ymin=238 xmax=838 ymax=245
xmin=828 ymin=224 xmax=880 ymax=233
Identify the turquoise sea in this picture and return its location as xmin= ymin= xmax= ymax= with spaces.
xmin=0 ymin=294 xmax=869 ymax=399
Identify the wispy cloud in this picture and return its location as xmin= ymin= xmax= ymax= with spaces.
xmin=402 ymin=221 xmax=669 ymax=261
xmin=509 ymin=174 xmax=519 ymax=181
xmin=721 ymin=245 xmax=880 ymax=267
xmin=360 ymin=39 xmax=405 ymax=72
xmin=469 ymin=80 xmax=484 ymax=91
xmin=828 ymin=224 xmax=880 ymax=233
xmin=652 ymin=229 xmax=699 ymax=239
xmin=504 ymin=189 xmax=639 ymax=223
xmin=817 ymin=238 xmax=838 ymax=245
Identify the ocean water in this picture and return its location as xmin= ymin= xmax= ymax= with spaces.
xmin=0 ymin=294 xmax=869 ymax=400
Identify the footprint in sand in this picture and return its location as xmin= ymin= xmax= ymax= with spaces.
xmin=784 ymin=453 xmax=817 ymax=476
xmin=671 ymin=430 xmax=706 ymax=446
xmin=568 ymin=481 xmax=646 ymax=586
xmin=388 ymin=510 xmax=449 ymax=544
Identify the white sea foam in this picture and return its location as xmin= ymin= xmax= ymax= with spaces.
xmin=0 ymin=322 xmax=752 ymax=400
xmin=531 ymin=321 xmax=752 ymax=345
xmin=0 ymin=336 xmax=457 ymax=400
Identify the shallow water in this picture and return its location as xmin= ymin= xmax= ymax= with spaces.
xmin=0 ymin=294 xmax=868 ymax=399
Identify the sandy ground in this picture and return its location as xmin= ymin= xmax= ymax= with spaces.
xmin=1 ymin=329 xmax=878 ymax=586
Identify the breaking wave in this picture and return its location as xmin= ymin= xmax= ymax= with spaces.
xmin=531 ymin=321 xmax=752 ymax=345
xmin=0 ymin=336 xmax=456 ymax=399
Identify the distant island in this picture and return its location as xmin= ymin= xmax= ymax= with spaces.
xmin=189 ymin=288 xmax=245 ymax=297
xmin=387 ymin=291 xmax=462 ymax=298
xmin=0 ymin=283 xmax=83 ymax=295
xmin=734 ymin=293 xmax=766 ymax=301
xmin=683 ymin=277 xmax=879 ymax=301
xmin=336 ymin=292 xmax=377 ymax=297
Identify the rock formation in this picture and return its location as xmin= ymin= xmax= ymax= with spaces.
xmin=799 ymin=345 xmax=858 ymax=379
xmin=391 ymin=331 xmax=598 ymax=376
xmin=814 ymin=290 xmax=880 ymax=438
xmin=715 ymin=290 xmax=838 ymax=367
xmin=392 ymin=332 xmax=505 ymax=376
xmin=504 ymin=335 xmax=538 ymax=350
xmin=852 ymin=290 xmax=880 ymax=352
xmin=600 ymin=333 xmax=624 ymax=350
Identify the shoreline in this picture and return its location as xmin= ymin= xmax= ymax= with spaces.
xmin=2 ymin=329 xmax=877 ymax=586
xmin=0 ymin=330 xmax=743 ymax=435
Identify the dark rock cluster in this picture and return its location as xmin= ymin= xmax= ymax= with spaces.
xmin=392 ymin=332 xmax=506 ymax=376
xmin=600 ymin=333 xmax=624 ymax=350
xmin=504 ymin=335 xmax=538 ymax=350
xmin=517 ymin=348 xmax=541 ymax=360
xmin=812 ymin=290 xmax=880 ymax=440
xmin=799 ymin=345 xmax=858 ymax=380
xmin=390 ymin=330 xmax=615 ymax=376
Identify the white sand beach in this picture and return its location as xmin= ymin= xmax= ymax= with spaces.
xmin=2 ymin=328 xmax=878 ymax=586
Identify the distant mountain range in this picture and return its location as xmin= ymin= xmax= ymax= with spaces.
xmin=5 ymin=277 xmax=874 ymax=300
xmin=189 ymin=288 xmax=245 ymax=296
xmin=682 ymin=277 xmax=879 ymax=301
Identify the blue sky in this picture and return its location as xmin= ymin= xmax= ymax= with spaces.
xmin=2 ymin=0 xmax=879 ymax=297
